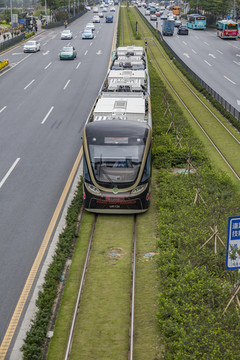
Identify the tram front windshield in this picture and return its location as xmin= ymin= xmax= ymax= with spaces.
xmin=88 ymin=136 xmax=145 ymax=185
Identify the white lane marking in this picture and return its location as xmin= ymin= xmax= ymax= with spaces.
xmin=0 ymin=158 xmax=21 ymax=189
xmin=204 ymin=41 xmax=209 ymax=45
xmin=2 ymin=54 xmax=32 ymax=76
xmin=76 ymin=61 xmax=81 ymax=69
xmin=224 ymin=75 xmax=236 ymax=85
xmin=90 ymin=42 xmax=93 ymax=46
xmin=237 ymin=100 xmax=240 ymax=106
xmin=24 ymin=79 xmax=35 ymax=90
xmin=183 ymin=53 xmax=190 ymax=58
xmin=12 ymin=52 xmax=23 ymax=55
xmin=43 ymin=42 xmax=48 ymax=46
xmin=97 ymin=30 xmax=99 ymax=34
xmin=182 ymin=41 xmax=187 ymax=45
xmin=217 ymin=50 xmax=223 ymax=54
xmin=74 ymin=35 xmax=77 ymax=39
xmin=41 ymin=106 xmax=54 ymax=124
xmin=236 ymin=54 xmax=240 ymax=57
xmin=191 ymin=49 xmax=197 ymax=54
xmin=43 ymin=50 xmax=50 ymax=55
xmin=96 ymin=50 xmax=102 ymax=55
xmin=204 ymin=60 xmax=212 ymax=66
xmin=0 ymin=106 xmax=7 ymax=113
xmin=63 ymin=80 xmax=71 ymax=90
xmin=44 ymin=62 xmax=52 ymax=69
xmin=194 ymin=35 xmax=199 ymax=39
xmin=233 ymin=60 xmax=240 ymax=66
xmin=84 ymin=50 xmax=88 ymax=56
xmin=209 ymin=53 xmax=216 ymax=58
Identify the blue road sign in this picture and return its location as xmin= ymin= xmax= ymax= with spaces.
xmin=226 ymin=216 xmax=240 ymax=270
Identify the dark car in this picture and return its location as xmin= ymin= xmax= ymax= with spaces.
xmin=177 ymin=25 xmax=189 ymax=35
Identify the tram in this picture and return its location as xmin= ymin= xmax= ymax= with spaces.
xmin=82 ymin=46 xmax=152 ymax=213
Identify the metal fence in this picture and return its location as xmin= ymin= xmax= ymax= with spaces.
xmin=0 ymin=33 xmax=25 ymax=53
xmin=138 ymin=10 xmax=240 ymax=121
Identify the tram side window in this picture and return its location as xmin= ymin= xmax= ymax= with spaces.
xmin=83 ymin=154 xmax=90 ymax=182
xmin=141 ymin=149 xmax=151 ymax=183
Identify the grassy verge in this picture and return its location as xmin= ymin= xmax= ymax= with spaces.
xmin=69 ymin=215 xmax=133 ymax=359
xmin=46 ymin=211 xmax=95 ymax=360
xmin=21 ymin=180 xmax=83 ymax=360
xmin=149 ymin=55 xmax=240 ymax=359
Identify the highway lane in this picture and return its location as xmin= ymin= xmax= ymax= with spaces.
xmin=164 ymin=27 xmax=240 ymax=110
xmin=0 ymin=9 xmax=117 ymax=357
xmin=139 ymin=8 xmax=240 ymax=112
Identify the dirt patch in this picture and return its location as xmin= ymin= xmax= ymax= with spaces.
xmin=105 ymin=247 xmax=125 ymax=264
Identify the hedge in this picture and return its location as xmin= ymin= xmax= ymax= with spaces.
xmin=21 ymin=179 xmax=83 ymax=360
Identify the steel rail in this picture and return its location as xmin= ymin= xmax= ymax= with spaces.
xmin=64 ymin=214 xmax=98 ymax=360
xmin=129 ymin=215 xmax=137 ymax=360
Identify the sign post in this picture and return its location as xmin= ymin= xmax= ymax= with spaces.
xmin=226 ymin=216 xmax=240 ymax=269
xmin=223 ymin=216 xmax=240 ymax=315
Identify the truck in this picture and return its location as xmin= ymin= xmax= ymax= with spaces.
xmin=162 ymin=19 xmax=175 ymax=35
xmin=105 ymin=13 xmax=113 ymax=23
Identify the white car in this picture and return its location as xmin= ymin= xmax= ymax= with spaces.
xmin=110 ymin=6 xmax=115 ymax=11
xmin=23 ymin=40 xmax=40 ymax=53
xmin=145 ymin=10 xmax=150 ymax=15
xmin=93 ymin=15 xmax=100 ymax=23
xmin=150 ymin=14 xmax=157 ymax=21
xmin=174 ymin=19 xmax=182 ymax=27
xmin=85 ymin=6 xmax=91 ymax=10
xmin=61 ymin=29 xmax=73 ymax=39
xmin=93 ymin=6 xmax=98 ymax=12
xmin=82 ymin=28 xmax=94 ymax=39
xmin=86 ymin=22 xmax=95 ymax=31
xmin=98 ymin=12 xmax=104 ymax=18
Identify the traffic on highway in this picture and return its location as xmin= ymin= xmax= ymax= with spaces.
xmin=138 ymin=3 xmax=240 ymax=115
xmin=0 ymin=7 xmax=117 ymax=359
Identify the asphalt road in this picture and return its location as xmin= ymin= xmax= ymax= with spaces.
xmin=0 ymin=9 xmax=117 ymax=356
xmin=140 ymin=7 xmax=240 ymax=112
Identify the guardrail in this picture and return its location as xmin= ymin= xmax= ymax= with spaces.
xmin=138 ymin=9 xmax=240 ymax=121
xmin=0 ymin=33 xmax=25 ymax=53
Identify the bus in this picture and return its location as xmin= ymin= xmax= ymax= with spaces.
xmin=187 ymin=14 xmax=206 ymax=29
xmin=172 ymin=6 xmax=180 ymax=15
xmin=217 ymin=20 xmax=239 ymax=39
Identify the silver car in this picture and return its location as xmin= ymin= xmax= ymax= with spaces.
xmin=61 ymin=29 xmax=73 ymax=39
xmin=23 ymin=40 xmax=40 ymax=53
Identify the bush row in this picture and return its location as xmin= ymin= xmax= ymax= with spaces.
xmin=0 ymin=59 xmax=9 ymax=70
xmin=25 ymin=31 xmax=36 ymax=39
xmin=21 ymin=179 xmax=83 ymax=360
xmin=149 ymin=60 xmax=240 ymax=359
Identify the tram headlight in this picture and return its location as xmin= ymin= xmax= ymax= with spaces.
xmin=85 ymin=183 xmax=102 ymax=195
xmin=130 ymin=184 xmax=147 ymax=195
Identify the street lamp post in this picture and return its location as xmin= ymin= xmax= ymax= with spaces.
xmin=45 ymin=0 xmax=47 ymax=22
xmin=10 ymin=0 xmax=13 ymax=29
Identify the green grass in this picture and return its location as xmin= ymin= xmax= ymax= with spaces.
xmin=69 ymin=215 xmax=133 ymax=359
xmin=134 ymin=174 xmax=164 ymax=359
xmin=46 ymin=211 xmax=95 ymax=360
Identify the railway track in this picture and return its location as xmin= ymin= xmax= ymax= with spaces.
xmin=63 ymin=214 xmax=138 ymax=360
xmin=133 ymin=8 xmax=240 ymax=183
